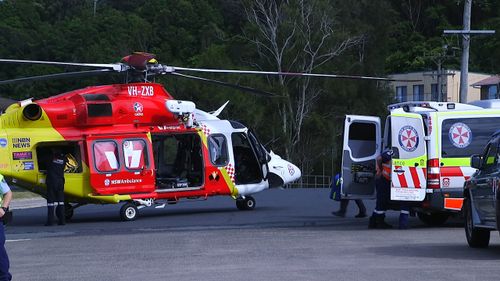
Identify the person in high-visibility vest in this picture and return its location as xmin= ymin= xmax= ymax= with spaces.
xmin=368 ymin=150 xmax=410 ymax=229
xmin=0 ymin=174 xmax=12 ymax=280
xmin=368 ymin=150 xmax=393 ymax=229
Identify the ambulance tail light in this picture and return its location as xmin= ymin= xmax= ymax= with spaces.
xmin=427 ymin=158 xmax=440 ymax=189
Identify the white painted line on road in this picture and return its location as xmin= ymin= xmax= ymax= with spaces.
xmin=6 ymin=239 xmax=31 ymax=243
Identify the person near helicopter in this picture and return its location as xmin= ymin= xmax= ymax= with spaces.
xmin=45 ymin=149 xmax=67 ymax=226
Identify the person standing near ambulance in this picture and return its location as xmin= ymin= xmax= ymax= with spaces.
xmin=368 ymin=149 xmax=410 ymax=229
xmin=45 ymin=149 xmax=67 ymax=226
xmin=0 ymin=174 xmax=12 ymax=281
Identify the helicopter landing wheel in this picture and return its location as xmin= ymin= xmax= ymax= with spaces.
xmin=236 ymin=196 xmax=256 ymax=211
xmin=120 ymin=202 xmax=138 ymax=221
xmin=64 ymin=203 xmax=74 ymax=221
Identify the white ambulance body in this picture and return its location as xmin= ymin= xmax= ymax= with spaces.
xmin=341 ymin=100 xmax=500 ymax=225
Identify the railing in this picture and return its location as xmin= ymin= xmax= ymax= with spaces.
xmin=286 ymin=175 xmax=332 ymax=188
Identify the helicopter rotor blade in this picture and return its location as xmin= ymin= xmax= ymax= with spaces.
xmin=0 ymin=59 xmax=127 ymax=72
xmin=170 ymin=72 xmax=276 ymax=97
xmin=0 ymin=69 xmax=114 ymax=85
xmin=171 ymin=66 xmax=420 ymax=82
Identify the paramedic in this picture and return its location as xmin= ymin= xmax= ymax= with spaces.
xmin=331 ymin=174 xmax=366 ymax=218
xmin=0 ymin=174 xmax=12 ymax=280
xmin=368 ymin=150 xmax=410 ymax=229
xmin=369 ymin=150 xmax=393 ymax=229
xmin=45 ymin=150 xmax=67 ymax=226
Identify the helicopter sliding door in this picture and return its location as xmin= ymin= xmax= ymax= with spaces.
xmin=86 ymin=134 xmax=155 ymax=195
xmin=152 ymin=133 xmax=204 ymax=190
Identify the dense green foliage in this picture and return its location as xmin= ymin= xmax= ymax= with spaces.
xmin=0 ymin=0 xmax=498 ymax=175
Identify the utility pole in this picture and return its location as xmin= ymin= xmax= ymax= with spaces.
xmin=424 ymin=45 xmax=457 ymax=102
xmin=444 ymin=0 xmax=495 ymax=103
xmin=460 ymin=0 xmax=472 ymax=104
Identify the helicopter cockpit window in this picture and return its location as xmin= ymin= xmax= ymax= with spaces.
xmin=208 ymin=134 xmax=228 ymax=166
xmin=123 ymin=139 xmax=149 ymax=170
xmin=93 ymin=141 xmax=119 ymax=172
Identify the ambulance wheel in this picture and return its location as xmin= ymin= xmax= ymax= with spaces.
xmin=120 ymin=202 xmax=138 ymax=221
xmin=65 ymin=204 xmax=74 ymax=221
xmin=236 ymin=196 xmax=256 ymax=210
xmin=417 ymin=212 xmax=449 ymax=226
xmin=464 ymin=198 xmax=490 ymax=248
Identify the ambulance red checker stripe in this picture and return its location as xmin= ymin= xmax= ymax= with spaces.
xmin=392 ymin=166 xmax=427 ymax=188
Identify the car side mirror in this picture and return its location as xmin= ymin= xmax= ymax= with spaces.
xmin=470 ymin=154 xmax=482 ymax=170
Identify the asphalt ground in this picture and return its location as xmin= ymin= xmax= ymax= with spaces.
xmin=5 ymin=188 xmax=500 ymax=281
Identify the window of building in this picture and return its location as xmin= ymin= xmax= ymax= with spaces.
xmin=431 ymin=83 xmax=438 ymax=101
xmin=488 ymin=85 xmax=498 ymax=99
xmin=413 ymin=84 xmax=424 ymax=101
xmin=396 ymin=86 xmax=407 ymax=102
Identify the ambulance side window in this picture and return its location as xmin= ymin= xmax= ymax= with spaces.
xmin=348 ymin=122 xmax=376 ymax=158
xmin=441 ymin=117 xmax=500 ymax=158
xmin=93 ymin=141 xmax=119 ymax=172
xmin=208 ymin=134 xmax=228 ymax=166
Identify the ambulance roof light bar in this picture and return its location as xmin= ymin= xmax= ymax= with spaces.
xmin=388 ymin=101 xmax=482 ymax=112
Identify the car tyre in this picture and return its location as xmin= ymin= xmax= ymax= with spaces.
xmin=464 ymin=198 xmax=490 ymax=248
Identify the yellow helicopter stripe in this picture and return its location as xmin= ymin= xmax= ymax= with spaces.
xmin=219 ymin=168 xmax=238 ymax=197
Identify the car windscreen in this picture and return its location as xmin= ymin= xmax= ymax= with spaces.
xmin=441 ymin=117 xmax=500 ymax=158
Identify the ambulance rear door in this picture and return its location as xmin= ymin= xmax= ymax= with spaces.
xmin=341 ymin=115 xmax=381 ymax=199
xmin=390 ymin=112 xmax=427 ymax=201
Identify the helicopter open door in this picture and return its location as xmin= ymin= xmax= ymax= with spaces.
xmin=86 ymin=134 xmax=155 ymax=195
xmin=390 ymin=113 xmax=427 ymax=201
xmin=231 ymin=130 xmax=269 ymax=195
xmin=341 ymin=115 xmax=381 ymax=199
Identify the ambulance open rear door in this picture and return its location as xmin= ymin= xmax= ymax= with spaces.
xmin=341 ymin=115 xmax=381 ymax=199
xmin=390 ymin=113 xmax=427 ymax=201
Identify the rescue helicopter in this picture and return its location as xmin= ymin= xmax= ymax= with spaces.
xmin=0 ymin=52 xmax=406 ymax=221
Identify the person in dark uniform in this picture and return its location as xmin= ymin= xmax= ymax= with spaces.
xmin=368 ymin=150 xmax=393 ymax=229
xmin=330 ymin=174 xmax=366 ymax=218
xmin=45 ymin=149 xmax=67 ymax=226
xmin=368 ymin=149 xmax=410 ymax=229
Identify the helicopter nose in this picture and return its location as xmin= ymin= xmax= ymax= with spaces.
xmin=267 ymin=152 xmax=301 ymax=188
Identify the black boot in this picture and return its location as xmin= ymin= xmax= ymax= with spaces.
xmin=45 ymin=206 xmax=55 ymax=226
xmin=375 ymin=215 xmax=393 ymax=229
xmin=56 ymin=205 xmax=66 ymax=225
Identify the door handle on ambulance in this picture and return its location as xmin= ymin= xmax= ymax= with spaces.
xmin=393 ymin=169 xmax=404 ymax=173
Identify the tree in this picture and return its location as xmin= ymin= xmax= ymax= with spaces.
xmin=244 ymin=0 xmax=364 ymax=166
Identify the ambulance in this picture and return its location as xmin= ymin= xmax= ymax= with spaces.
xmin=341 ymin=100 xmax=500 ymax=225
